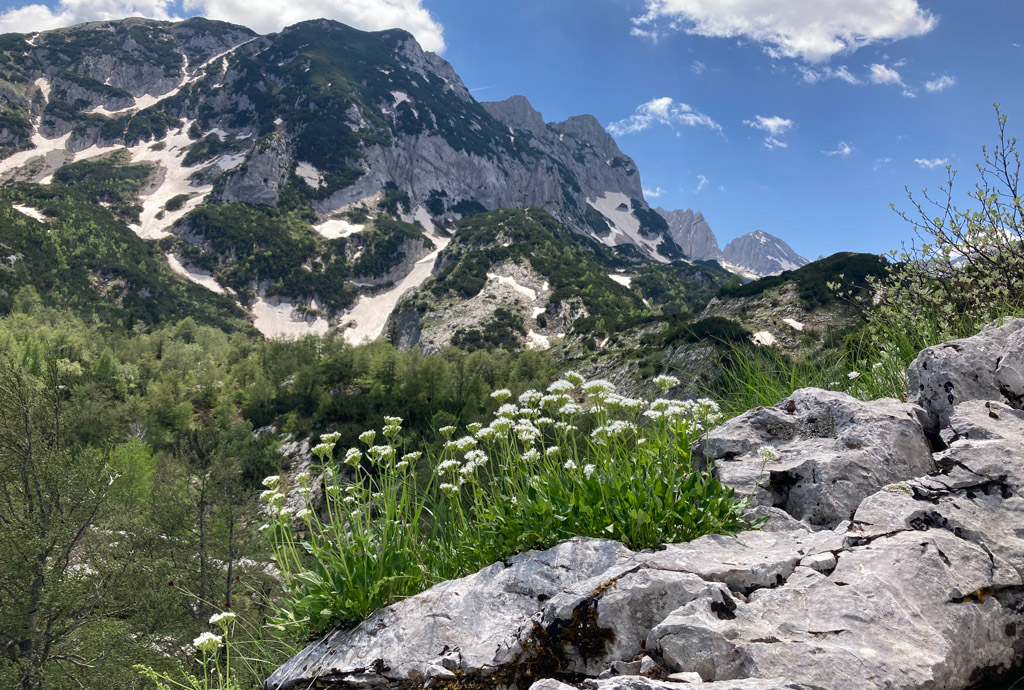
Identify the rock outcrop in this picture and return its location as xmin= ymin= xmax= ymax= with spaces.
xmin=264 ymin=322 xmax=1024 ymax=690
xmin=656 ymin=208 xmax=723 ymax=262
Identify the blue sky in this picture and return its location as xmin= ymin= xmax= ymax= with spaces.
xmin=2 ymin=0 xmax=1023 ymax=259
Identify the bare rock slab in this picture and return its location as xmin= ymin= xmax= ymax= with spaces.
xmin=694 ymin=388 xmax=934 ymax=528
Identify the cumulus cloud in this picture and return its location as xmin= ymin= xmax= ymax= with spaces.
xmin=0 ymin=0 xmax=446 ymax=52
xmin=914 ymin=157 xmax=948 ymax=168
xmin=695 ymin=174 xmax=707 ymax=192
xmin=630 ymin=0 xmax=937 ymax=63
xmin=743 ymin=115 xmax=793 ymax=136
xmin=607 ymin=97 xmax=721 ymax=136
xmin=868 ymin=63 xmax=903 ymax=85
xmin=822 ymin=141 xmax=852 ymax=156
xmin=0 ymin=0 xmax=176 ymax=33
xmin=924 ymin=74 xmax=956 ymax=93
xmin=643 ymin=186 xmax=666 ymax=198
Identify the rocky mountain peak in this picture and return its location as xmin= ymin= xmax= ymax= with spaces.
xmin=656 ymin=207 xmax=723 ymax=261
xmin=723 ymin=230 xmax=808 ymax=276
xmin=480 ymin=95 xmax=547 ymax=137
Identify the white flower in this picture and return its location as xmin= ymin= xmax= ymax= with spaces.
xmin=193 ymin=632 xmax=222 ymax=654
xmin=437 ymin=459 xmax=461 ymax=473
xmin=358 ymin=430 xmax=376 ymax=446
xmin=464 ymin=449 xmax=487 ymax=465
xmin=497 ymin=403 xmax=518 ymax=418
xmin=209 ymin=612 xmax=237 ymax=627
xmin=343 ymin=496 xmax=357 ymax=504
xmin=653 ymin=374 xmax=680 ymax=392
xmin=369 ymin=445 xmax=395 ymax=462
xmin=490 ymin=418 xmax=512 ymax=433
xmin=344 ymin=448 xmax=362 ymax=466
xmin=440 ymin=482 xmax=458 ymax=493
xmin=395 ymin=460 xmax=409 ymax=470
xmin=545 ymin=446 xmax=560 ymax=457
xmin=296 ymin=508 xmax=312 ymax=521
xmin=475 ymin=425 xmax=497 ymax=442
xmin=582 ymin=379 xmax=615 ymax=397
xmin=546 ymin=380 xmax=575 ymax=393
xmin=872 ymin=362 xmax=884 ymax=369
xmin=564 ymin=371 xmax=585 ymax=387
xmin=261 ymin=475 xmax=280 ymax=489
xmin=312 ymin=442 xmax=333 ymax=457
xmin=439 ymin=425 xmax=456 ymax=438
xmin=258 ymin=523 xmax=271 ymax=533
xmin=467 ymin=422 xmax=483 ymax=434
xmin=584 ymin=464 xmax=596 ymax=479
xmin=564 ymin=459 xmax=578 ymax=470
xmin=518 ymin=390 xmax=543 ymax=407
xmin=454 ymin=436 xmax=477 ymax=451
xmin=521 ymin=448 xmax=541 ymax=462
xmin=294 ymin=471 xmax=310 ymax=485
xmin=758 ymin=446 xmax=780 ymax=463
xmin=319 ymin=432 xmax=342 ymax=444
xmin=847 ymin=371 xmax=861 ymax=380
xmin=384 ymin=416 xmax=403 ymax=426
xmin=402 ymin=451 xmax=422 ymax=463
xmin=490 ymin=388 xmax=512 ymax=402
xmin=514 ymin=421 xmax=540 ymax=443
xmin=554 ymin=421 xmax=577 ymax=432
xmin=558 ymin=402 xmax=582 ymax=416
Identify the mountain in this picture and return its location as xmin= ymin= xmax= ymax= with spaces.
xmin=656 ymin=207 xmax=723 ymax=262
xmin=0 ymin=16 xmax=699 ymax=342
xmin=722 ymin=230 xmax=809 ymax=277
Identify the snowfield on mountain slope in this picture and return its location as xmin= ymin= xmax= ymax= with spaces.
xmin=166 ymin=254 xmax=229 ymax=295
xmin=587 ymin=191 xmax=670 ymax=262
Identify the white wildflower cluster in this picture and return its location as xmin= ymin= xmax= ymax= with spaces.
xmin=546 ymin=379 xmax=575 ymax=394
xmin=582 ymin=379 xmax=615 ymax=400
xmin=320 ymin=431 xmax=342 ymax=445
xmin=312 ymin=442 xmax=334 ymax=458
xmin=758 ymin=446 xmax=780 ymax=463
xmin=491 ymin=388 xmax=512 ymax=402
xmin=603 ymin=393 xmax=646 ymax=413
xmin=261 ymin=475 xmax=280 ymax=489
xmin=260 ymin=489 xmax=285 ymax=509
xmin=653 ymin=374 xmax=681 ymax=392
xmin=519 ymin=390 xmax=543 ymax=407
xmin=564 ymin=459 xmax=578 ymax=470
xmin=564 ymin=371 xmax=585 ymax=387
xmin=358 ymin=430 xmax=376 ymax=446
xmin=591 ymin=420 xmax=637 ymax=442
xmin=369 ymin=445 xmax=395 ymax=463
xmin=584 ymin=464 xmax=596 ymax=479
xmin=521 ymin=448 xmax=541 ymax=462
xmin=439 ymin=425 xmax=457 ymax=438
xmin=209 ymin=612 xmax=236 ymax=627
xmin=514 ymin=420 xmax=540 ymax=443
xmin=193 ymin=631 xmax=222 ymax=654
xmin=344 ymin=448 xmax=362 ymax=466
xmin=847 ymin=371 xmax=861 ymax=380
xmin=496 ymin=403 xmax=518 ymax=419
xmin=559 ymin=402 xmax=582 ymax=416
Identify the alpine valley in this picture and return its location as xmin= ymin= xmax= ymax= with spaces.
xmin=0 ymin=16 xmax=825 ymax=367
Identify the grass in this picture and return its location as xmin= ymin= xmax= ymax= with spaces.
xmin=260 ymin=374 xmax=759 ymax=638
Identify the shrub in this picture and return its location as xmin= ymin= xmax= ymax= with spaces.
xmin=262 ymin=376 xmax=757 ymax=637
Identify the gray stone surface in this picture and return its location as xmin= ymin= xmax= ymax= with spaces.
xmin=906 ymin=317 xmax=1024 ymax=433
xmin=656 ymin=208 xmax=723 ymax=262
xmin=694 ymin=387 xmax=934 ymax=528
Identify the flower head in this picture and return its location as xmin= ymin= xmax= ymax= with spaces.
xmin=490 ymin=388 xmax=512 ymax=402
xmin=193 ymin=631 xmax=222 ymax=654
xmin=653 ymin=374 xmax=680 ymax=393
xmin=209 ymin=612 xmax=237 ymax=628
xmin=261 ymin=475 xmax=280 ymax=489
xmin=758 ymin=446 xmax=780 ymax=463
xmin=584 ymin=463 xmax=596 ymax=479
xmin=358 ymin=430 xmax=376 ymax=446
xmin=320 ymin=432 xmax=342 ymax=445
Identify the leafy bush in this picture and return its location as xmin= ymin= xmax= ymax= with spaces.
xmin=263 ymin=376 xmax=756 ymax=636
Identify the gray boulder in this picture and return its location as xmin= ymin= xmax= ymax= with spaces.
xmin=694 ymin=388 xmax=934 ymax=528
xmin=906 ymin=317 xmax=1024 ymax=434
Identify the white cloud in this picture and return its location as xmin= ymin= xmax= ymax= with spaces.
xmin=0 ymin=0 xmax=446 ymax=52
xmin=914 ymin=157 xmax=948 ymax=168
xmin=630 ymin=0 xmax=936 ymax=63
xmin=0 ymin=0 xmax=176 ymax=33
xmin=691 ymin=60 xmax=706 ymax=74
xmin=644 ymin=186 xmax=666 ymax=198
xmin=799 ymin=65 xmax=860 ymax=84
xmin=873 ymin=157 xmax=893 ymax=171
xmin=924 ymin=74 xmax=956 ymax=93
xmin=869 ymin=63 xmax=903 ymax=85
xmin=822 ymin=141 xmax=852 ymax=156
xmin=744 ymin=115 xmax=793 ymax=149
xmin=607 ymin=97 xmax=721 ymax=136
xmin=695 ymin=174 xmax=707 ymax=192
xmin=743 ymin=115 xmax=793 ymax=136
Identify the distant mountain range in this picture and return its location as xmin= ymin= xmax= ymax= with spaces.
xmin=0 ymin=16 xmax=809 ymax=346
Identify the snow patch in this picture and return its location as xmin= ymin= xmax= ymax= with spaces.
xmin=313 ymin=218 xmax=364 ymax=240
xmin=296 ymin=161 xmax=324 ymax=188
xmin=127 ymin=123 xmax=213 ymax=239
xmin=783 ymin=318 xmax=804 ymax=331
xmin=587 ymin=191 xmax=669 ymax=263
xmin=166 ymin=254 xmax=227 ymax=295
xmin=487 ymin=273 xmax=538 ymax=301
xmin=12 ymin=204 xmax=47 ymax=222
xmin=0 ymin=132 xmax=71 ymax=179
xmin=751 ymin=331 xmax=777 ymax=346
xmin=608 ymin=273 xmax=632 ymax=288
xmin=391 ymin=91 xmax=411 ymax=106
xmin=343 ymin=234 xmax=451 ymax=345
xmin=34 ymin=77 xmax=50 ymax=101
xmin=532 ymin=307 xmax=547 ymax=319
xmin=252 ymin=298 xmax=330 ymax=339
xmin=526 ymin=330 xmax=551 ymax=351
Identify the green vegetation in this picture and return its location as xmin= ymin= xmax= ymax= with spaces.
xmin=452 ymin=307 xmax=526 ymax=351
xmin=183 ymin=135 xmax=248 ymax=167
xmin=718 ymin=251 xmax=887 ymax=308
xmin=266 ymin=377 xmax=755 ymax=636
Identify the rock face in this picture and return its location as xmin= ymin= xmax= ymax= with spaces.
xmin=722 ymin=230 xmax=808 ymax=277
xmin=907 ymin=317 xmax=1024 ymax=435
xmin=264 ymin=322 xmax=1024 ymax=690
xmin=694 ymin=387 xmax=935 ymax=528
xmin=656 ymin=208 xmax=723 ymax=261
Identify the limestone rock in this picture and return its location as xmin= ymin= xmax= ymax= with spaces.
xmin=693 ymin=388 xmax=934 ymax=528
xmin=656 ymin=208 xmax=723 ymax=261
xmin=721 ymin=231 xmax=807 ymax=277
xmin=220 ymin=133 xmax=290 ymax=206
xmin=906 ymin=317 xmax=1024 ymax=434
